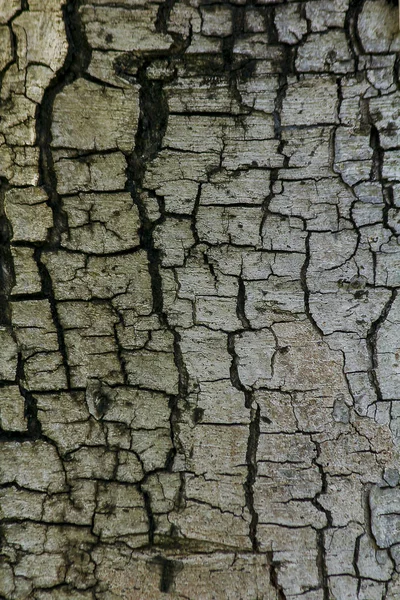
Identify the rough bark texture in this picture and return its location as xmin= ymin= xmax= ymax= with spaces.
xmin=0 ymin=0 xmax=400 ymax=598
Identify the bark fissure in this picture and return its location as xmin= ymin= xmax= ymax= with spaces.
xmin=1 ymin=0 xmax=400 ymax=597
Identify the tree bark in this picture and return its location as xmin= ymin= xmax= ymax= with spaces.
xmin=0 ymin=0 xmax=400 ymax=598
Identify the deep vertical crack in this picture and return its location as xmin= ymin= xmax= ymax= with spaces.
xmin=237 ymin=274 xmax=250 ymax=330
xmin=227 ymin=332 xmax=260 ymax=551
xmin=33 ymin=249 xmax=71 ymax=389
xmin=33 ymin=0 xmax=92 ymax=390
xmin=245 ymin=402 xmax=260 ymax=552
xmin=312 ymin=439 xmax=332 ymax=600
xmin=122 ymin=19 xmax=192 ymax=543
xmin=268 ymin=551 xmax=287 ymax=600
xmin=0 ymin=1 xmax=30 ymax=93
xmin=36 ymin=0 xmax=91 ymax=248
xmin=300 ymin=231 xmax=325 ymax=338
xmin=366 ymin=289 xmax=397 ymax=404
xmin=353 ymin=532 xmax=362 ymax=595
xmin=126 ymin=69 xmax=169 ymax=323
xmin=153 ymin=555 xmax=181 ymax=594
xmin=0 ymin=179 xmax=15 ymax=326
xmin=344 ymin=0 xmax=364 ymax=68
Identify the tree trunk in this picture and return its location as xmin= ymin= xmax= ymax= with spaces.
xmin=0 ymin=0 xmax=400 ymax=598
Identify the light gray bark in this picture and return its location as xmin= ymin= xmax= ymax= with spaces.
xmin=0 ymin=0 xmax=400 ymax=598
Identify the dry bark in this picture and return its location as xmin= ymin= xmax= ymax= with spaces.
xmin=0 ymin=0 xmax=400 ymax=598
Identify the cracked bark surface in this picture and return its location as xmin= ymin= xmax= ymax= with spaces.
xmin=0 ymin=0 xmax=400 ymax=598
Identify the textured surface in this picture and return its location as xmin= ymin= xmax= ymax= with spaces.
xmin=0 ymin=0 xmax=400 ymax=598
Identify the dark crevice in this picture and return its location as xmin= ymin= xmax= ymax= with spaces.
xmin=237 ymin=275 xmax=250 ymax=329
xmin=369 ymin=125 xmax=384 ymax=183
xmin=0 ymin=2 xmax=30 ymax=94
xmin=259 ymin=167 xmax=279 ymax=241
xmin=36 ymin=0 xmax=91 ymax=248
xmin=300 ymin=232 xmax=325 ymax=339
xmin=125 ymin=69 xmax=169 ymax=323
xmin=125 ymin=72 xmax=179 ymax=509
xmin=245 ymin=402 xmax=260 ymax=552
xmin=155 ymin=0 xmax=177 ymax=36
xmin=312 ymin=438 xmax=332 ymax=600
xmin=222 ymin=4 xmax=245 ymax=75
xmin=259 ymin=44 xmax=291 ymax=239
xmin=366 ymin=288 xmax=397 ymax=404
xmin=142 ymin=488 xmax=156 ymax=546
xmin=30 ymin=0 xmax=92 ymax=394
xmin=227 ymin=332 xmax=259 ymax=551
xmin=227 ymin=333 xmax=251 ymax=407
xmin=344 ymin=0 xmax=364 ymax=67
xmin=268 ymin=551 xmax=287 ymax=600
xmin=368 ymin=123 xmax=398 ymax=240
xmin=17 ymin=353 xmax=42 ymax=440
xmin=33 ymin=248 xmax=71 ymax=389
xmin=157 ymin=556 xmax=180 ymax=593
xmin=172 ymin=331 xmax=189 ymax=403
xmin=121 ymin=18 xmax=192 ymax=546
xmin=353 ymin=533 xmax=362 ymax=596
xmin=316 ymin=530 xmax=330 ymax=600
xmin=191 ymin=183 xmax=202 ymax=247
xmin=0 ymin=179 xmax=15 ymax=326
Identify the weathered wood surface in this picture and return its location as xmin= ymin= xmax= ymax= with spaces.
xmin=0 ymin=0 xmax=400 ymax=598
